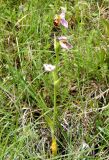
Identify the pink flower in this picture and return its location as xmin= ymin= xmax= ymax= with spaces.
xmin=58 ymin=36 xmax=73 ymax=50
xmin=54 ymin=7 xmax=68 ymax=28
xmin=43 ymin=64 xmax=56 ymax=72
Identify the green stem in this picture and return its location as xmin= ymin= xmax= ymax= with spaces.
xmin=54 ymin=34 xmax=59 ymax=69
xmin=52 ymin=34 xmax=59 ymax=137
xmin=56 ymin=50 xmax=59 ymax=69
xmin=52 ymin=71 xmax=57 ymax=134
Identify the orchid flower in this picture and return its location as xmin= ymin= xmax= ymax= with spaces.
xmin=43 ymin=64 xmax=56 ymax=72
xmin=54 ymin=7 xmax=68 ymax=28
xmin=58 ymin=36 xmax=73 ymax=50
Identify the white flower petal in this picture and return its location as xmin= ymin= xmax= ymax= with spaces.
xmin=60 ymin=12 xmax=65 ymax=19
xmin=43 ymin=64 xmax=56 ymax=72
xmin=60 ymin=19 xmax=68 ymax=28
xmin=58 ymin=36 xmax=73 ymax=50
xmin=58 ymin=36 xmax=67 ymax=41
xmin=59 ymin=41 xmax=69 ymax=49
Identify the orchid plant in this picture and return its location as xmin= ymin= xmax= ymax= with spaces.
xmin=43 ymin=7 xmax=72 ymax=157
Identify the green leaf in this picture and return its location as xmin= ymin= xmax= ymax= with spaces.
xmin=54 ymin=78 xmax=61 ymax=87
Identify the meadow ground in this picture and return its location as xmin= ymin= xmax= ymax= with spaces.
xmin=0 ymin=0 xmax=109 ymax=159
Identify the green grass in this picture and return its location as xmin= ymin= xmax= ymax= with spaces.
xmin=0 ymin=0 xmax=109 ymax=159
